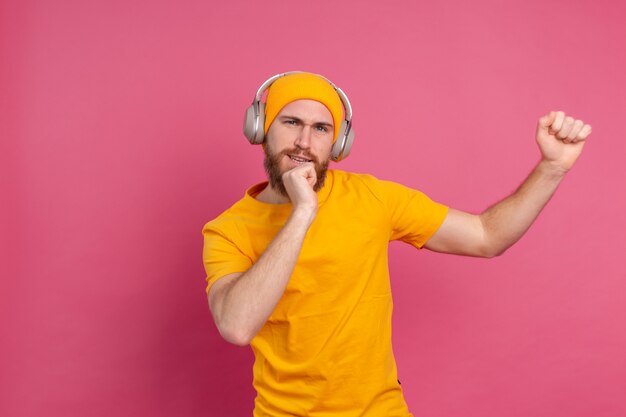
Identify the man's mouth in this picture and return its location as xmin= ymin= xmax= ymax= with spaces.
xmin=288 ymin=155 xmax=313 ymax=163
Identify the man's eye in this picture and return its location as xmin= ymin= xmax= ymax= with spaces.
xmin=285 ymin=120 xmax=297 ymax=125
xmin=316 ymin=125 xmax=328 ymax=132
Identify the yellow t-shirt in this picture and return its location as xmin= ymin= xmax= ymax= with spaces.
xmin=203 ymin=170 xmax=448 ymax=417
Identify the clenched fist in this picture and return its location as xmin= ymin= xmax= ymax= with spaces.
xmin=536 ymin=111 xmax=592 ymax=173
xmin=282 ymin=162 xmax=319 ymax=214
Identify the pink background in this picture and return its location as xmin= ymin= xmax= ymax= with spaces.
xmin=2 ymin=0 xmax=625 ymax=416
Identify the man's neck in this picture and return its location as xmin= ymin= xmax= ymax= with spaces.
xmin=255 ymin=183 xmax=291 ymax=204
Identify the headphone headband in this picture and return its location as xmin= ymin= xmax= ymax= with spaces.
xmin=253 ymin=72 xmax=353 ymax=120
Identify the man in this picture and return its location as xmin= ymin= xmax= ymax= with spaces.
xmin=202 ymin=72 xmax=592 ymax=416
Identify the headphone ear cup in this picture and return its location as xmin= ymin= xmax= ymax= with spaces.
xmin=340 ymin=127 xmax=355 ymax=160
xmin=243 ymin=102 xmax=266 ymax=144
xmin=243 ymin=104 xmax=256 ymax=143
xmin=255 ymin=102 xmax=266 ymax=144
xmin=331 ymin=120 xmax=355 ymax=162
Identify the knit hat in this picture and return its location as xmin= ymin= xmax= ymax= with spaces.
xmin=263 ymin=72 xmax=344 ymax=142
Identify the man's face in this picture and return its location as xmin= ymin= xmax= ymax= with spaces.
xmin=263 ymin=99 xmax=335 ymax=196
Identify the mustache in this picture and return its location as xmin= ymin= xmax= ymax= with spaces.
xmin=278 ymin=148 xmax=319 ymax=165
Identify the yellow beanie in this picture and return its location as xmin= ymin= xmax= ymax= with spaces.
xmin=264 ymin=72 xmax=344 ymax=142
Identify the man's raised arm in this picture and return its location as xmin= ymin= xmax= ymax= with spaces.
xmin=425 ymin=111 xmax=592 ymax=258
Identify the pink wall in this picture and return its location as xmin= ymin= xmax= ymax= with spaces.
xmin=2 ymin=0 xmax=625 ymax=416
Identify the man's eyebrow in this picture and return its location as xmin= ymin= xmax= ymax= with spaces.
xmin=278 ymin=115 xmax=333 ymax=127
xmin=315 ymin=121 xmax=334 ymax=128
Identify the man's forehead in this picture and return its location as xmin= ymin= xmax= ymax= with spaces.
xmin=277 ymin=99 xmax=333 ymax=124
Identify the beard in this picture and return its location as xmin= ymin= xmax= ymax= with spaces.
xmin=263 ymin=142 xmax=330 ymax=198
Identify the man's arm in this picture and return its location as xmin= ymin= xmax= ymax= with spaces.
xmin=208 ymin=163 xmax=318 ymax=346
xmin=425 ymin=111 xmax=592 ymax=257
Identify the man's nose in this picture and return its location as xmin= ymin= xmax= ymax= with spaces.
xmin=294 ymin=125 xmax=313 ymax=149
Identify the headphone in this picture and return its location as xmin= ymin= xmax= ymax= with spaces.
xmin=243 ymin=71 xmax=355 ymax=162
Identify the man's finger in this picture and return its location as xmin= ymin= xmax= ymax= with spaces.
xmin=578 ymin=124 xmax=592 ymax=141
xmin=304 ymin=163 xmax=317 ymax=187
xmin=551 ymin=111 xmax=566 ymax=132
xmin=292 ymin=162 xmax=317 ymax=187
xmin=539 ymin=111 xmax=556 ymax=129
xmin=566 ymin=120 xmax=584 ymax=140
xmin=556 ymin=116 xmax=575 ymax=139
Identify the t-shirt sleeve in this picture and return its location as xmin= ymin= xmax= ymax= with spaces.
xmin=373 ymin=178 xmax=449 ymax=248
xmin=202 ymin=224 xmax=253 ymax=295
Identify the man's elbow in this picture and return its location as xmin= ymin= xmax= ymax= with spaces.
xmin=482 ymin=248 xmax=505 ymax=259
xmin=222 ymin=331 xmax=253 ymax=347
xmin=216 ymin=321 xmax=254 ymax=346
xmin=212 ymin=309 xmax=256 ymax=346
xmin=210 ymin=302 xmax=254 ymax=346
xmin=476 ymin=227 xmax=512 ymax=258
xmin=479 ymin=241 xmax=508 ymax=258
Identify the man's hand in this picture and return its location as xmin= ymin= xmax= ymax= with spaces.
xmin=536 ymin=110 xmax=592 ymax=173
xmin=282 ymin=163 xmax=318 ymax=214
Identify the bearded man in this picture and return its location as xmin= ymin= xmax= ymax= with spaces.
xmin=202 ymin=72 xmax=592 ymax=416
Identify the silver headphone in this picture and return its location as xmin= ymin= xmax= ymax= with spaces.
xmin=242 ymin=71 xmax=355 ymax=162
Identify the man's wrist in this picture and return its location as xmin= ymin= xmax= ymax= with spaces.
xmin=538 ymin=158 xmax=569 ymax=180
xmin=290 ymin=206 xmax=317 ymax=227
